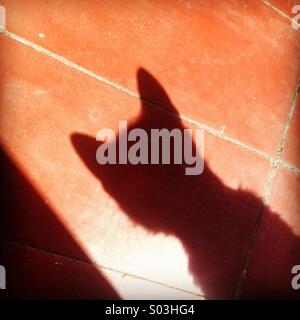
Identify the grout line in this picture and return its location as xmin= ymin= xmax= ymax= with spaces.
xmin=278 ymin=159 xmax=300 ymax=175
xmin=274 ymin=80 xmax=300 ymax=157
xmin=260 ymin=0 xmax=300 ymax=28
xmin=0 ymin=30 xmax=140 ymax=99
xmin=264 ymin=79 xmax=300 ymax=201
xmin=233 ymin=201 xmax=265 ymax=299
xmin=1 ymin=18 xmax=299 ymax=299
xmin=0 ymin=237 xmax=204 ymax=298
xmin=141 ymin=96 xmax=274 ymax=161
xmin=235 ymin=79 xmax=300 ymax=298
xmin=1 ymin=29 xmax=300 ymax=175
xmin=0 ymin=28 xmax=291 ymax=167
xmin=263 ymin=158 xmax=280 ymax=203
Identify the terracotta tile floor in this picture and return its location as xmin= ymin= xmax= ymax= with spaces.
xmin=0 ymin=0 xmax=299 ymax=299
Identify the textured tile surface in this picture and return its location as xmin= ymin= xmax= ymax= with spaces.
xmin=0 ymin=0 xmax=299 ymax=300
xmin=0 ymin=240 xmax=120 ymax=299
xmin=282 ymin=95 xmax=300 ymax=168
xmin=0 ymin=36 xmax=272 ymax=298
xmin=241 ymin=167 xmax=300 ymax=299
xmin=1 ymin=0 xmax=300 ymax=153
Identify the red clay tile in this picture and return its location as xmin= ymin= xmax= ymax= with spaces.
xmin=0 ymin=36 xmax=273 ymax=298
xmin=0 ymin=150 xmax=92 ymax=262
xmin=282 ymin=95 xmax=300 ymax=168
xmin=0 ymin=151 xmax=201 ymax=299
xmin=241 ymin=167 xmax=300 ymax=299
xmin=0 ymin=240 xmax=120 ymax=299
xmin=265 ymin=0 xmax=300 ymax=18
xmin=1 ymin=0 xmax=300 ymax=154
xmin=0 ymin=240 xmax=201 ymax=299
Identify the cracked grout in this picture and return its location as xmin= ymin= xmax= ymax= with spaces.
xmin=279 ymin=159 xmax=300 ymax=175
xmin=1 ymin=29 xmax=299 ymax=175
xmin=0 ymin=237 xmax=204 ymax=299
xmin=264 ymin=79 xmax=300 ymax=202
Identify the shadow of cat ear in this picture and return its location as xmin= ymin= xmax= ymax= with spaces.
xmin=137 ymin=68 xmax=178 ymax=115
xmin=71 ymin=133 xmax=99 ymax=173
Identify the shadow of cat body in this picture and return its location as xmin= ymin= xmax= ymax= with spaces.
xmin=72 ymin=69 xmax=300 ymax=299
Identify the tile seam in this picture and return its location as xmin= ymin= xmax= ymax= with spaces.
xmin=235 ymin=79 xmax=300 ymax=298
xmin=0 ymin=29 xmax=290 ymax=166
xmin=260 ymin=0 xmax=300 ymax=27
xmin=1 ymin=14 xmax=299 ymax=299
xmin=279 ymin=159 xmax=300 ymax=175
xmin=0 ymin=237 xmax=204 ymax=298
xmin=264 ymin=79 xmax=300 ymax=201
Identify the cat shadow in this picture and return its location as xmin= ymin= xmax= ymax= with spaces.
xmin=71 ymin=69 xmax=300 ymax=299
xmin=0 ymin=150 xmax=120 ymax=299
